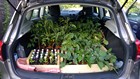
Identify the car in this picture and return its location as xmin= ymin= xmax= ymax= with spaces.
xmin=125 ymin=0 xmax=140 ymax=78
xmin=126 ymin=0 xmax=140 ymax=40
xmin=0 ymin=0 xmax=140 ymax=79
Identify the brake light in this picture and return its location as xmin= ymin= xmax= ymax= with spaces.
xmin=135 ymin=39 xmax=140 ymax=60
xmin=0 ymin=40 xmax=3 ymax=61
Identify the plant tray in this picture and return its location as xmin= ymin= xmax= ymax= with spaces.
xmin=17 ymin=47 xmax=111 ymax=73
xmin=61 ymin=64 xmax=109 ymax=73
xmin=26 ymin=49 xmax=61 ymax=65
xmin=17 ymin=58 xmax=110 ymax=73
xmin=17 ymin=58 xmax=60 ymax=73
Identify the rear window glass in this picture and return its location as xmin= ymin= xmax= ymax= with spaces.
xmin=31 ymin=8 xmax=40 ymax=19
xmin=25 ymin=4 xmax=114 ymax=22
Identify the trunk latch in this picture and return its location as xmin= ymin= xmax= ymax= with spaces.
xmin=61 ymin=74 xmax=74 ymax=79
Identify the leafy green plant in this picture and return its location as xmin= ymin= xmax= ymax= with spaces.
xmin=39 ymin=58 xmax=44 ymax=64
xmin=3 ymin=0 xmax=10 ymax=32
xmin=28 ymin=17 xmax=57 ymax=48
xmin=29 ymin=58 xmax=35 ymax=64
xmin=59 ymin=19 xmax=117 ymax=70
xmin=28 ymin=17 xmax=117 ymax=70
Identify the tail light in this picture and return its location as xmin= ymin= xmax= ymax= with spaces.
xmin=135 ymin=39 xmax=140 ymax=60
xmin=0 ymin=40 xmax=3 ymax=61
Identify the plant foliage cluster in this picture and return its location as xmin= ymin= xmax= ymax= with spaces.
xmin=28 ymin=17 xmax=117 ymax=70
xmin=3 ymin=0 xmax=10 ymax=32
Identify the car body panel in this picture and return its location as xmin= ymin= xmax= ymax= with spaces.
xmin=0 ymin=61 xmax=10 ymax=79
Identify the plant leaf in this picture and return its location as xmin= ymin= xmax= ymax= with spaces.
xmin=97 ymin=62 xmax=104 ymax=69
xmin=78 ymin=56 xmax=83 ymax=62
xmin=66 ymin=52 xmax=71 ymax=60
xmin=103 ymin=39 xmax=109 ymax=45
xmin=110 ymin=56 xmax=117 ymax=63
xmin=99 ymin=50 xmax=107 ymax=57
xmin=60 ymin=62 xmax=66 ymax=68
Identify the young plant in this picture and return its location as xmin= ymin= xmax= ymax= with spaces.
xmin=59 ymin=19 xmax=117 ymax=70
xmin=29 ymin=58 xmax=35 ymax=65
xmin=28 ymin=16 xmax=117 ymax=70
xmin=28 ymin=17 xmax=56 ymax=48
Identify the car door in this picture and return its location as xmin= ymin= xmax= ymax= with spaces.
xmin=125 ymin=1 xmax=140 ymax=79
xmin=126 ymin=0 xmax=140 ymax=39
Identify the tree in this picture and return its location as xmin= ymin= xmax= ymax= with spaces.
xmin=60 ymin=4 xmax=81 ymax=10
xmin=118 ymin=0 xmax=135 ymax=10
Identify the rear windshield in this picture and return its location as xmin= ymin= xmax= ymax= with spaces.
xmin=22 ymin=4 xmax=118 ymax=39
xmin=24 ymin=4 xmax=113 ymax=21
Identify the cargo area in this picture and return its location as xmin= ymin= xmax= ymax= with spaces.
xmin=10 ymin=3 xmax=127 ymax=78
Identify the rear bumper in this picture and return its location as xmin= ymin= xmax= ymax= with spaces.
xmin=0 ymin=60 xmax=21 ymax=79
xmin=119 ymin=59 xmax=135 ymax=79
xmin=0 ymin=61 xmax=10 ymax=79
xmin=1 ymin=59 xmax=134 ymax=79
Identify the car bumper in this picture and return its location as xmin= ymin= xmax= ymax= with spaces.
xmin=0 ymin=59 xmax=135 ymax=79
xmin=0 ymin=61 xmax=10 ymax=79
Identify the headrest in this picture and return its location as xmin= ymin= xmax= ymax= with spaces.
xmin=48 ymin=5 xmax=60 ymax=16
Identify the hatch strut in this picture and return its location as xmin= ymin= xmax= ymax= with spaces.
xmin=118 ymin=0 xmax=128 ymax=12
xmin=6 ymin=0 xmax=20 ymax=14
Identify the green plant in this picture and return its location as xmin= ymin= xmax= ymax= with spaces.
xmin=28 ymin=17 xmax=117 ymax=70
xmin=3 ymin=0 xmax=10 ymax=32
xmin=39 ymin=58 xmax=44 ymax=64
xmin=28 ymin=17 xmax=56 ymax=48
xmin=29 ymin=58 xmax=35 ymax=64
xmin=59 ymin=19 xmax=117 ymax=70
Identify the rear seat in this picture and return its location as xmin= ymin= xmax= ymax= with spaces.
xmin=104 ymin=20 xmax=124 ymax=61
xmin=48 ymin=5 xmax=60 ymax=22
xmin=77 ymin=6 xmax=93 ymax=21
xmin=105 ymin=19 xmax=120 ymax=38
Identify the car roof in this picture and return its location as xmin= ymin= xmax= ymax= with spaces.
xmin=29 ymin=0 xmax=115 ymax=3
xmin=27 ymin=0 xmax=117 ymax=7
xmin=24 ymin=0 xmax=119 ymax=13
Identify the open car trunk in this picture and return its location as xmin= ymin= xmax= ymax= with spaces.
xmin=8 ymin=2 xmax=130 ymax=79
xmin=12 ymin=27 xmax=125 ymax=79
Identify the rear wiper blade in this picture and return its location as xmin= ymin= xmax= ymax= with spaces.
xmin=6 ymin=0 xmax=20 ymax=14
